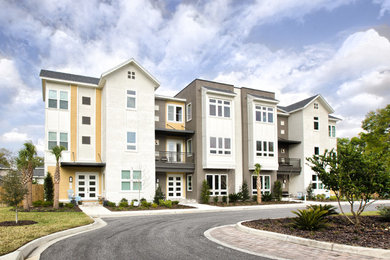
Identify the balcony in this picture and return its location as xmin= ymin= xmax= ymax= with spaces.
xmin=277 ymin=157 xmax=301 ymax=174
xmin=155 ymin=151 xmax=195 ymax=173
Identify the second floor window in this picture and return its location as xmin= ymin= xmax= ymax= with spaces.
xmin=48 ymin=132 xmax=68 ymax=150
xmin=186 ymin=103 xmax=192 ymax=121
xmin=126 ymin=90 xmax=136 ymax=109
xmin=209 ymin=98 xmax=231 ymax=118
xmin=127 ymin=131 xmax=136 ymax=151
xmin=167 ymin=105 xmax=183 ymax=123
xmin=210 ymin=137 xmax=231 ymax=155
xmin=328 ymin=125 xmax=336 ymax=137
xmin=314 ymin=117 xmax=319 ymax=130
xmin=256 ymin=141 xmax=274 ymax=157
xmin=255 ymin=106 xmax=274 ymax=123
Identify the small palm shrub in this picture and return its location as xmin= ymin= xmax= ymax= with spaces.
xmin=222 ymin=196 xmax=227 ymax=203
xmin=42 ymin=201 xmax=53 ymax=207
xmin=292 ymin=208 xmax=329 ymax=230
xmin=151 ymin=203 xmax=158 ymax=208
xmin=32 ymin=200 xmax=43 ymax=207
xmin=172 ymin=200 xmax=179 ymax=205
xmin=228 ymin=193 xmax=240 ymax=203
xmin=65 ymin=203 xmax=74 ymax=209
xmin=377 ymin=205 xmax=390 ymax=221
xmin=262 ymin=192 xmax=272 ymax=202
xmin=119 ymin=198 xmax=129 ymax=207
xmin=213 ymin=196 xmax=219 ymax=203
xmin=105 ymin=201 xmax=116 ymax=207
xmin=141 ymin=200 xmax=151 ymax=207
xmin=307 ymin=204 xmax=338 ymax=217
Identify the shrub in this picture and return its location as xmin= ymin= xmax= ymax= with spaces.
xmin=44 ymin=172 xmax=54 ymax=202
xmin=377 ymin=205 xmax=390 ymax=221
xmin=222 ymin=196 xmax=227 ymax=203
xmin=154 ymin=186 xmax=165 ymax=204
xmin=131 ymin=199 xmax=138 ymax=206
xmin=158 ymin=199 xmax=165 ymax=206
xmin=213 ymin=196 xmax=219 ymax=203
xmin=200 ymin=180 xmax=210 ymax=204
xmin=59 ymin=202 xmax=64 ymax=208
xmin=306 ymin=183 xmax=314 ymax=200
xmin=228 ymin=193 xmax=240 ymax=203
xmin=32 ymin=200 xmax=43 ymax=207
xmin=106 ymin=201 xmax=116 ymax=207
xmin=292 ymin=208 xmax=328 ymax=230
xmin=151 ymin=203 xmax=158 ymax=208
xmin=159 ymin=199 xmax=172 ymax=208
xmin=140 ymin=198 xmax=146 ymax=202
xmin=141 ymin=200 xmax=151 ymax=207
xmin=172 ymin=200 xmax=179 ymax=205
xmin=315 ymin=194 xmax=326 ymax=201
xmin=65 ymin=203 xmax=74 ymax=209
xmin=240 ymin=181 xmax=250 ymax=201
xmin=329 ymin=196 xmax=338 ymax=201
xmin=42 ymin=201 xmax=53 ymax=207
xmin=262 ymin=192 xmax=272 ymax=202
xmin=119 ymin=198 xmax=129 ymax=207
xmin=252 ymin=195 xmax=257 ymax=202
xmin=273 ymin=181 xmax=282 ymax=201
xmin=306 ymin=204 xmax=338 ymax=217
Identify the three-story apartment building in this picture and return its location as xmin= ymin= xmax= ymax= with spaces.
xmin=41 ymin=59 xmax=339 ymax=203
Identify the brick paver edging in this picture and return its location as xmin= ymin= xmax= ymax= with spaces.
xmin=236 ymin=221 xmax=390 ymax=259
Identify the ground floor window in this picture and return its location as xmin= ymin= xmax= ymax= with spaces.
xmin=187 ymin=174 xmax=193 ymax=191
xmin=252 ymin=175 xmax=271 ymax=195
xmin=312 ymin=174 xmax=324 ymax=189
xmin=206 ymin=174 xmax=227 ymax=196
xmin=121 ymin=170 xmax=142 ymax=191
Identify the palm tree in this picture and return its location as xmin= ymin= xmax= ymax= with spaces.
xmin=254 ymin=163 xmax=262 ymax=204
xmin=22 ymin=142 xmax=38 ymax=208
xmin=16 ymin=150 xmax=29 ymax=210
xmin=51 ymin=145 xmax=65 ymax=209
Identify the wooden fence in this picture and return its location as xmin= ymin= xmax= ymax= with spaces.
xmin=0 ymin=184 xmax=44 ymax=205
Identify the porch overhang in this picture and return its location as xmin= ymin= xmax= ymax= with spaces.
xmin=61 ymin=162 xmax=106 ymax=168
xmin=155 ymin=128 xmax=194 ymax=137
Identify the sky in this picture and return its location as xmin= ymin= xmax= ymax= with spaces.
xmin=0 ymin=0 xmax=390 ymax=156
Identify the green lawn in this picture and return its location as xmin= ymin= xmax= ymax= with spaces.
xmin=343 ymin=210 xmax=379 ymax=216
xmin=0 ymin=207 xmax=93 ymax=256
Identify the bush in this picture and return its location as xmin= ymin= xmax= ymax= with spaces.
xmin=151 ymin=203 xmax=158 ymax=208
xmin=158 ymin=199 xmax=165 ymax=206
xmin=65 ymin=203 xmax=74 ymax=209
xmin=377 ymin=205 xmax=390 ymax=221
xmin=329 ymin=196 xmax=338 ymax=201
xmin=107 ymin=201 xmax=116 ymax=207
xmin=240 ymin=181 xmax=250 ymax=201
xmin=222 ymin=196 xmax=227 ymax=203
xmin=315 ymin=194 xmax=326 ymax=201
xmin=119 ymin=198 xmax=129 ymax=207
xmin=228 ymin=193 xmax=240 ymax=203
xmin=131 ymin=199 xmax=138 ymax=206
xmin=42 ymin=201 xmax=53 ymax=207
xmin=292 ymin=208 xmax=328 ymax=230
xmin=172 ymin=200 xmax=179 ymax=205
xmin=213 ymin=196 xmax=219 ymax=203
xmin=159 ymin=199 xmax=172 ymax=208
xmin=59 ymin=202 xmax=64 ymax=208
xmin=141 ymin=200 xmax=151 ymax=207
xmin=306 ymin=183 xmax=314 ymax=200
xmin=200 ymin=180 xmax=210 ymax=204
xmin=154 ymin=186 xmax=165 ymax=204
xmin=262 ymin=192 xmax=272 ymax=202
xmin=306 ymin=204 xmax=338 ymax=217
xmin=273 ymin=181 xmax=282 ymax=201
xmin=252 ymin=195 xmax=257 ymax=202
xmin=32 ymin=200 xmax=43 ymax=207
xmin=44 ymin=172 xmax=54 ymax=202
xmin=140 ymin=198 xmax=146 ymax=202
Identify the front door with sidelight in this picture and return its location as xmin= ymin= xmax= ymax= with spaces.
xmin=76 ymin=173 xmax=99 ymax=200
xmin=167 ymin=174 xmax=184 ymax=199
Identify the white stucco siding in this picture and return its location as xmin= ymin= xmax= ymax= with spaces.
xmin=103 ymin=63 xmax=156 ymax=203
xmin=233 ymin=88 xmax=243 ymax=193
xmin=78 ymin=87 xmax=96 ymax=161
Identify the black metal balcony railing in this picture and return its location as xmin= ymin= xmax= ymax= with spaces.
xmin=278 ymin=157 xmax=301 ymax=173
xmin=155 ymin=151 xmax=194 ymax=164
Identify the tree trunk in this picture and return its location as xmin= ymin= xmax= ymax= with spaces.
xmin=27 ymin=180 xmax=32 ymax=207
xmin=257 ymin=175 xmax=262 ymax=204
xmin=54 ymin=183 xmax=59 ymax=209
xmin=23 ymin=196 xmax=29 ymax=210
xmin=22 ymin=170 xmax=29 ymax=210
xmin=15 ymin=207 xmax=18 ymax=224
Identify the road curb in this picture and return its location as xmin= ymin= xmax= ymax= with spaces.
xmin=236 ymin=221 xmax=390 ymax=259
xmin=0 ymin=217 xmax=107 ymax=260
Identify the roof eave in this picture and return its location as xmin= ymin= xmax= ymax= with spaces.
xmin=40 ymin=76 xmax=98 ymax=88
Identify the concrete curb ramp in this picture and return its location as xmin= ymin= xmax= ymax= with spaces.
xmin=0 ymin=218 xmax=106 ymax=260
xmin=236 ymin=221 xmax=390 ymax=259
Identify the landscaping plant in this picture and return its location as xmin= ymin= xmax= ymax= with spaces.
xmin=0 ymin=170 xmax=28 ymax=224
xmin=273 ymin=180 xmax=282 ymax=201
xmin=306 ymin=204 xmax=338 ymax=217
xmin=213 ymin=196 xmax=218 ymax=203
xmin=153 ymin=186 xmax=165 ymax=204
xmin=228 ymin=193 xmax=240 ymax=203
xmin=240 ymin=181 xmax=250 ymax=201
xmin=292 ymin=208 xmax=329 ymax=231
xmin=200 ymin=180 xmax=210 ymax=204
xmin=44 ymin=172 xmax=54 ymax=202
xmin=119 ymin=198 xmax=129 ymax=207
xmin=377 ymin=205 xmax=390 ymax=221
xmin=306 ymin=182 xmax=314 ymax=200
xmin=50 ymin=145 xmax=66 ymax=209
xmin=261 ymin=192 xmax=272 ymax=202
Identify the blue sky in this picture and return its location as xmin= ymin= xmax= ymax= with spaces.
xmin=0 ymin=0 xmax=390 ymax=155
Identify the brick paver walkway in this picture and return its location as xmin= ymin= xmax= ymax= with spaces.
xmin=208 ymin=225 xmax=381 ymax=260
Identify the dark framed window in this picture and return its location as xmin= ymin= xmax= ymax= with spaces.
xmin=82 ymin=136 xmax=91 ymax=145
xmin=82 ymin=116 xmax=91 ymax=125
xmin=82 ymin=96 xmax=91 ymax=105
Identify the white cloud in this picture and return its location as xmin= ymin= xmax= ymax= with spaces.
xmin=0 ymin=128 xmax=29 ymax=143
xmin=374 ymin=0 xmax=390 ymax=17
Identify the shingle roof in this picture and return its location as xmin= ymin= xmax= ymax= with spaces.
xmin=282 ymin=95 xmax=318 ymax=112
xmin=40 ymin=70 xmax=100 ymax=85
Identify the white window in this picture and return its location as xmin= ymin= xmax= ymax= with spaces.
xmin=186 ymin=139 xmax=192 ymax=156
xmin=312 ymin=175 xmax=323 ymax=189
xmin=127 ymin=131 xmax=136 ymax=151
xmin=280 ymin=120 xmax=285 ymax=126
xmin=126 ymin=90 xmax=136 ymax=109
xmin=255 ymin=106 xmax=274 ymax=123
xmin=48 ymin=90 xmax=57 ymax=108
xmin=187 ymin=174 xmax=193 ymax=191
xmin=210 ymin=137 xmax=231 ymax=155
xmin=186 ymin=103 xmax=192 ymax=121
xmin=314 ymin=117 xmax=319 ymax=130
xmin=206 ymin=174 xmax=227 ymax=196
xmin=281 ymin=129 xmax=285 ymax=135
xmin=59 ymin=91 xmax=68 ymax=109
xmin=314 ymin=103 xmax=319 ymax=109
xmin=329 ymin=125 xmax=336 ymax=137
xmin=167 ymin=104 xmax=183 ymax=123
xmin=48 ymin=90 xmax=68 ymax=109
xmin=48 ymin=132 xmax=68 ymax=150
xmin=121 ymin=170 xmax=142 ymax=191
xmin=252 ymin=175 xmax=271 ymax=195
xmin=209 ymin=98 xmax=230 ymax=118
xmin=256 ymin=141 xmax=274 ymax=157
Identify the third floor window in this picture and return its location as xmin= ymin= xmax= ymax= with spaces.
xmin=255 ymin=106 xmax=274 ymax=123
xmin=209 ymin=98 xmax=230 ymax=118
xmin=167 ymin=105 xmax=183 ymax=123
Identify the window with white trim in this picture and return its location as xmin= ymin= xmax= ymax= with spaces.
xmin=256 ymin=141 xmax=274 ymax=157
xmin=186 ymin=103 xmax=192 ymax=121
xmin=186 ymin=139 xmax=192 ymax=156
xmin=314 ymin=103 xmax=319 ymax=109
xmin=210 ymin=137 xmax=231 ymax=155
xmin=255 ymin=106 xmax=274 ymax=123
xmin=312 ymin=175 xmax=323 ymax=189
xmin=187 ymin=174 xmax=193 ymax=191
xmin=59 ymin=91 xmax=68 ymax=109
xmin=48 ymin=90 xmax=68 ymax=109
xmin=209 ymin=98 xmax=230 ymax=118
xmin=121 ymin=170 xmax=142 ymax=191
xmin=329 ymin=125 xmax=336 ymax=137
xmin=127 ymin=131 xmax=136 ymax=151
xmin=206 ymin=174 xmax=227 ymax=195
xmin=126 ymin=90 xmax=136 ymax=109
xmin=167 ymin=104 xmax=183 ymax=123
xmin=252 ymin=175 xmax=271 ymax=195
xmin=314 ymin=117 xmax=319 ymax=130
xmin=48 ymin=132 xmax=68 ymax=150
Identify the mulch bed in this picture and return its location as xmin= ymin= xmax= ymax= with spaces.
xmin=17 ymin=206 xmax=82 ymax=212
xmin=105 ymin=204 xmax=195 ymax=211
xmin=0 ymin=220 xmax=37 ymax=226
xmin=243 ymin=215 xmax=390 ymax=249
xmin=210 ymin=201 xmax=301 ymax=207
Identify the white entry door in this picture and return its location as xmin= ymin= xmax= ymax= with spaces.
xmin=167 ymin=174 xmax=183 ymax=199
xmin=76 ymin=173 xmax=98 ymax=200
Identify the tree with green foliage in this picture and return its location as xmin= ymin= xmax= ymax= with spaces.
xmin=254 ymin=163 xmax=262 ymax=204
xmin=0 ymin=148 xmax=13 ymax=168
xmin=153 ymin=186 xmax=165 ymax=204
xmin=0 ymin=170 xmax=28 ymax=224
xmin=44 ymin=172 xmax=54 ymax=202
xmin=273 ymin=180 xmax=282 ymax=201
xmin=200 ymin=180 xmax=210 ymax=204
xmin=240 ymin=181 xmax=250 ymax=201
xmin=306 ymin=182 xmax=314 ymax=200
xmin=51 ymin=145 xmax=66 ymax=209
xmin=307 ymin=138 xmax=390 ymax=226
